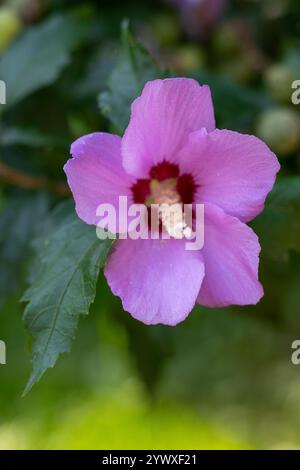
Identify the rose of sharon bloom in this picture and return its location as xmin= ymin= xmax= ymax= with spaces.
xmin=64 ymin=78 xmax=280 ymax=326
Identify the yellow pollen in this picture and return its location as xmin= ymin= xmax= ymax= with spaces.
xmin=146 ymin=179 xmax=192 ymax=239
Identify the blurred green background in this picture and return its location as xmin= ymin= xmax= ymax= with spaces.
xmin=0 ymin=0 xmax=300 ymax=450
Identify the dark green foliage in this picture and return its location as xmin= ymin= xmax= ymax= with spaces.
xmin=22 ymin=204 xmax=113 ymax=394
xmin=253 ymin=177 xmax=300 ymax=260
xmin=99 ymin=21 xmax=169 ymax=134
xmin=0 ymin=192 xmax=49 ymax=307
xmin=0 ymin=13 xmax=88 ymax=110
xmin=0 ymin=0 xmax=299 ymax=449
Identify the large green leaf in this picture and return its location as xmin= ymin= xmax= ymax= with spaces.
xmin=99 ymin=21 xmax=168 ymax=133
xmin=0 ymin=13 xmax=87 ymax=110
xmin=22 ymin=206 xmax=113 ymax=395
xmin=252 ymin=176 xmax=300 ymax=260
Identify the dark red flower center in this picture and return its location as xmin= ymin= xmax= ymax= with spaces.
xmin=131 ymin=161 xmax=197 ymax=205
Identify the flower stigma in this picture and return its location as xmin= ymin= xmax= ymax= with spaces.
xmin=145 ymin=178 xmax=193 ymax=239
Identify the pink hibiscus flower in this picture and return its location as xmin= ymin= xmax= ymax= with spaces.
xmin=64 ymin=78 xmax=280 ymax=326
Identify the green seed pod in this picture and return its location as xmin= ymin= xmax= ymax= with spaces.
xmin=212 ymin=22 xmax=240 ymax=58
xmin=219 ymin=57 xmax=256 ymax=84
xmin=172 ymin=44 xmax=205 ymax=73
xmin=0 ymin=8 xmax=22 ymax=54
xmin=256 ymin=108 xmax=300 ymax=157
xmin=262 ymin=0 xmax=288 ymax=19
xmin=264 ymin=64 xmax=297 ymax=104
xmin=152 ymin=13 xmax=180 ymax=47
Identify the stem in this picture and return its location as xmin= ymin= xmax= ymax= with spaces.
xmin=0 ymin=161 xmax=70 ymax=196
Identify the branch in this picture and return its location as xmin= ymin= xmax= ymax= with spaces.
xmin=0 ymin=161 xmax=70 ymax=196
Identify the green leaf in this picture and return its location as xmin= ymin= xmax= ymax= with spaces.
xmin=22 ymin=206 xmax=114 ymax=395
xmin=252 ymin=176 xmax=300 ymax=260
xmin=0 ymin=192 xmax=49 ymax=307
xmin=0 ymin=13 xmax=87 ymax=110
xmin=0 ymin=125 xmax=68 ymax=148
xmin=99 ymin=21 xmax=168 ymax=133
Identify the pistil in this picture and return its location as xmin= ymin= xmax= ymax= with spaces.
xmin=146 ymin=179 xmax=192 ymax=239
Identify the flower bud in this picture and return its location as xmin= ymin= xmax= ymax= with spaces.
xmin=264 ymin=64 xmax=297 ymax=104
xmin=262 ymin=0 xmax=288 ymax=19
xmin=256 ymin=108 xmax=300 ymax=157
xmin=219 ymin=57 xmax=256 ymax=84
xmin=171 ymin=44 xmax=205 ymax=73
xmin=151 ymin=13 xmax=180 ymax=47
xmin=212 ymin=22 xmax=240 ymax=58
xmin=0 ymin=7 xmax=22 ymax=54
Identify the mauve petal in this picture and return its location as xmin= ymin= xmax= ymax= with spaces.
xmin=197 ymin=203 xmax=263 ymax=307
xmin=122 ymin=78 xmax=215 ymax=178
xmin=64 ymin=133 xmax=135 ymax=226
xmin=179 ymin=129 xmax=280 ymax=222
xmin=104 ymin=238 xmax=205 ymax=326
